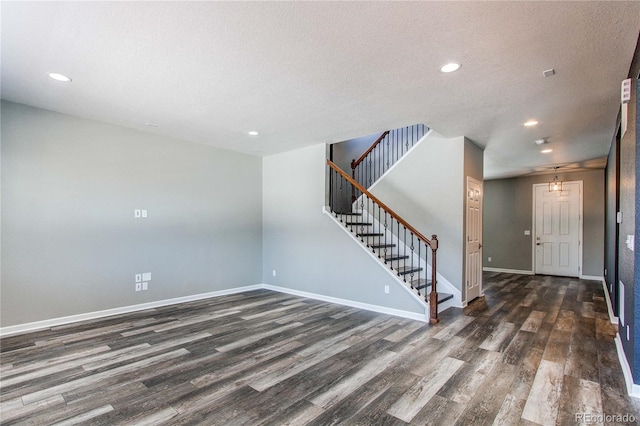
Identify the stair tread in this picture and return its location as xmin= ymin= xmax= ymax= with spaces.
xmin=345 ymin=222 xmax=373 ymax=226
xmin=411 ymin=278 xmax=432 ymax=290
xmin=384 ymin=254 xmax=410 ymax=261
xmin=437 ymin=293 xmax=454 ymax=304
xmin=335 ymin=212 xmax=362 ymax=216
xmin=396 ymin=265 xmax=423 ymax=275
xmin=370 ymin=243 xmax=396 ymax=248
xmin=357 ymin=233 xmax=384 ymax=237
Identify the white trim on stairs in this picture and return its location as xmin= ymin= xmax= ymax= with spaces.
xmin=323 ymin=207 xmax=461 ymax=311
xmin=323 ymin=207 xmax=432 ymax=309
xmin=261 ymin=284 xmax=428 ymax=322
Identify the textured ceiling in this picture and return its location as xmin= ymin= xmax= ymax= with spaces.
xmin=2 ymin=2 xmax=639 ymax=179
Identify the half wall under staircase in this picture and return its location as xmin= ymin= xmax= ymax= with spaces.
xmin=326 ymin=159 xmax=460 ymax=323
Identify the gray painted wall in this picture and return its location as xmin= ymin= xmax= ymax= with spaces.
xmin=483 ymin=170 xmax=605 ymax=277
xmin=331 ymin=132 xmax=382 ymax=177
xmin=369 ymin=133 xmax=467 ymax=293
xmin=1 ymin=101 xmax=263 ymax=326
xmin=262 ymin=143 xmax=425 ymax=315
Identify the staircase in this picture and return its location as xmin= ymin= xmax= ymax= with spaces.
xmin=335 ymin=210 xmax=454 ymax=306
xmin=327 ymin=156 xmax=455 ymax=324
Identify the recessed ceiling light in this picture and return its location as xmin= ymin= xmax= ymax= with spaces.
xmin=248 ymin=131 xmax=259 ymax=136
xmin=524 ymin=120 xmax=538 ymax=127
xmin=440 ymin=63 xmax=461 ymax=73
xmin=48 ymin=72 xmax=72 ymax=82
xmin=541 ymin=149 xmax=553 ymax=154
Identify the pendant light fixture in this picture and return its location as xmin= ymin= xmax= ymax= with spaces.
xmin=549 ymin=167 xmax=562 ymax=192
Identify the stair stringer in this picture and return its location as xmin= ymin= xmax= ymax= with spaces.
xmin=322 ymin=207 xmax=430 ymax=319
xmin=356 ymin=208 xmax=462 ymax=310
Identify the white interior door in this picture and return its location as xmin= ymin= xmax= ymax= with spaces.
xmin=466 ymin=177 xmax=483 ymax=301
xmin=534 ymin=182 xmax=582 ymax=277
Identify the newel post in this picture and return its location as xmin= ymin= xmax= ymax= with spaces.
xmin=429 ymin=234 xmax=440 ymax=324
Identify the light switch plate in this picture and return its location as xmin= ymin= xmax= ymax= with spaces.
xmin=142 ymin=210 xmax=148 ymax=218
xmin=142 ymin=272 xmax=151 ymax=281
xmin=135 ymin=283 xmax=142 ymax=292
xmin=134 ymin=209 xmax=141 ymax=218
xmin=142 ymin=282 xmax=148 ymax=291
xmin=617 ymin=212 xmax=623 ymax=223
xmin=524 ymin=230 xmax=531 ymax=235
xmin=135 ymin=274 xmax=142 ymax=283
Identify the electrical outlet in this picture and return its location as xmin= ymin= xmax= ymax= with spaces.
xmin=135 ymin=283 xmax=142 ymax=292
xmin=135 ymin=274 xmax=142 ymax=283
xmin=488 ymin=256 xmax=492 ymax=262
xmin=384 ymin=285 xmax=389 ymax=294
xmin=141 ymin=210 xmax=148 ymax=218
xmin=142 ymin=282 xmax=148 ymax=291
xmin=272 ymin=270 xmax=276 ymax=277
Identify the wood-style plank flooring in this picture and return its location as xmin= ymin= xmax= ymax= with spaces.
xmin=1 ymin=273 xmax=639 ymax=425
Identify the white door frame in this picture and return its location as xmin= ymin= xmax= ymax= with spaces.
xmin=465 ymin=176 xmax=483 ymax=303
xmin=531 ymin=180 xmax=583 ymax=277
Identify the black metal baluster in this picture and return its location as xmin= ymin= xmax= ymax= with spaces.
xmin=403 ymin=226 xmax=407 ymax=282
xmin=383 ymin=211 xmax=388 ymax=265
xmin=409 ymin=233 xmax=415 ymax=289
xmin=418 ymin=240 xmax=422 ymax=295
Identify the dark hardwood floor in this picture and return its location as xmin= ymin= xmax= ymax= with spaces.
xmin=1 ymin=273 xmax=638 ymax=425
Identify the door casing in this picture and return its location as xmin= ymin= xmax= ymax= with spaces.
xmin=532 ymin=181 xmax=583 ymax=277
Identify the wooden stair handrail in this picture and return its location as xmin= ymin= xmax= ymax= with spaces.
xmin=351 ymin=131 xmax=390 ymax=170
xmin=328 ymin=159 xmax=436 ymax=250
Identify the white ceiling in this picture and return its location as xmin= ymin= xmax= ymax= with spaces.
xmin=2 ymin=2 xmax=639 ymax=179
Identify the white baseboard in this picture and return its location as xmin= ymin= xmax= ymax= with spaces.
xmin=0 ymin=285 xmax=263 ymax=337
xmin=580 ymin=274 xmax=604 ymax=281
xmin=262 ymin=284 xmax=428 ymax=322
xmin=0 ymin=281 xmax=430 ymax=337
xmin=601 ymin=278 xmax=619 ymax=325
xmin=614 ymin=334 xmax=640 ymax=398
xmin=482 ymin=267 xmax=534 ymax=275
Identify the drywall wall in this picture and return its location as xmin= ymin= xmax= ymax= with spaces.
xmin=483 ymin=170 xmax=605 ymax=277
xmin=1 ymin=101 xmax=263 ymax=326
xmin=331 ymin=132 xmax=382 ymax=177
xmin=462 ymin=137 xmax=485 ymax=300
xmin=262 ymin=143 xmax=426 ymax=315
xmin=368 ymin=132 xmax=466 ymax=292
xmin=617 ymin=39 xmax=640 ymax=381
